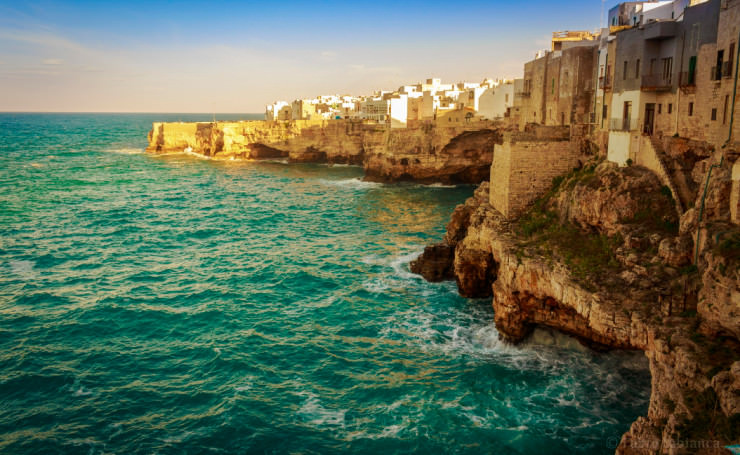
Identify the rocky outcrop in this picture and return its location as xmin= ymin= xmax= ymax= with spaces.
xmin=363 ymin=128 xmax=501 ymax=184
xmin=409 ymin=244 xmax=454 ymax=282
xmin=147 ymin=119 xmax=503 ymax=184
xmin=414 ymin=157 xmax=740 ymax=454
xmin=147 ymin=120 xmax=366 ymax=164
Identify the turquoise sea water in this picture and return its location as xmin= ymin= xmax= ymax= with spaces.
xmin=0 ymin=113 xmax=651 ymax=454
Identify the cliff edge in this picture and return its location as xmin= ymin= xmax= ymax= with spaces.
xmin=412 ymin=157 xmax=740 ymax=454
xmin=146 ymin=119 xmax=503 ymax=185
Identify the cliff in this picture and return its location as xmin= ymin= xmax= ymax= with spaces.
xmin=147 ymin=119 xmax=502 ymax=184
xmin=412 ymin=157 xmax=740 ymax=454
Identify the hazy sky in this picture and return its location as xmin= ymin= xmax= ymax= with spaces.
xmin=0 ymin=0 xmax=604 ymax=113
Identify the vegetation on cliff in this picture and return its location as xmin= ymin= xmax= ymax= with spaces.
xmin=412 ymin=153 xmax=740 ymax=454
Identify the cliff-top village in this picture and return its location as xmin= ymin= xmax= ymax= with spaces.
xmin=259 ymin=0 xmax=740 ymax=225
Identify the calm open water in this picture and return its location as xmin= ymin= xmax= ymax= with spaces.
xmin=0 ymin=113 xmax=650 ymax=454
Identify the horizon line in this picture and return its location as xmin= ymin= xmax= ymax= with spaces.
xmin=0 ymin=111 xmax=264 ymax=115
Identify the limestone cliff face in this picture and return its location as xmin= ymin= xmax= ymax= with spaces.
xmin=147 ymin=120 xmax=366 ymax=164
xmin=414 ymin=158 xmax=740 ymax=454
xmin=146 ymin=119 xmax=502 ymax=184
xmin=363 ymin=128 xmax=501 ymax=184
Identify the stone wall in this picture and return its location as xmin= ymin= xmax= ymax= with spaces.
xmin=489 ymin=132 xmax=582 ymax=218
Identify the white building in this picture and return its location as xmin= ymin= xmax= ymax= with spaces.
xmin=265 ymin=101 xmax=291 ymax=121
xmin=478 ymin=81 xmax=517 ymax=119
xmin=360 ymin=94 xmax=408 ymax=128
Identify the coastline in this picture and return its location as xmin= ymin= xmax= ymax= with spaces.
xmin=144 ymin=116 xmax=740 ymax=454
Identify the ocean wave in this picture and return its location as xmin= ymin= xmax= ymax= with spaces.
xmin=424 ymin=182 xmax=458 ymax=188
xmin=319 ymin=178 xmax=383 ymax=189
xmin=103 ymin=147 xmax=143 ymax=155
xmin=327 ymin=163 xmax=361 ymax=168
xmin=297 ymin=392 xmax=347 ymax=427
xmin=183 ymin=148 xmax=211 ymax=160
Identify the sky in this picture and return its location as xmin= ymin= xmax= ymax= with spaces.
xmin=0 ymin=0 xmax=605 ymax=113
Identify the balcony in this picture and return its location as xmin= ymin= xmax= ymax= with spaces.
xmin=641 ymin=74 xmax=673 ymax=91
xmin=515 ymin=91 xmax=531 ymax=98
xmin=679 ymin=71 xmax=696 ymax=87
xmin=599 ymin=75 xmax=612 ymax=90
xmin=710 ymin=62 xmax=731 ymax=81
xmin=642 ymin=20 xmax=677 ymax=40
xmin=722 ymin=61 xmax=733 ymax=78
xmin=609 ymin=117 xmax=632 ymax=131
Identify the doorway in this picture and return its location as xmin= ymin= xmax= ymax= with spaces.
xmin=643 ymin=103 xmax=655 ymax=135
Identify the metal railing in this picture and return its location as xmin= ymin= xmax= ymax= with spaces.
xmin=609 ymin=117 xmax=632 ymax=131
xmin=679 ymin=71 xmax=696 ymax=87
xmin=711 ymin=65 xmax=722 ymax=81
xmin=641 ymin=74 xmax=672 ymax=90
xmin=722 ymin=61 xmax=733 ymax=78
xmin=599 ymin=75 xmax=612 ymax=89
xmin=515 ymin=91 xmax=531 ymax=98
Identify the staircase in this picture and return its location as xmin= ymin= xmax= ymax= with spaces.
xmin=645 ymin=135 xmax=686 ymax=216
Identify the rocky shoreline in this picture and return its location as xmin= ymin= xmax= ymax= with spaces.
xmin=146 ymin=119 xmax=503 ymax=185
xmin=412 ymin=158 xmax=740 ymax=454
xmin=147 ymin=119 xmax=739 ymax=454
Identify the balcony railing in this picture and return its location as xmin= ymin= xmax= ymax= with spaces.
xmin=515 ymin=91 xmax=531 ymax=98
xmin=679 ymin=71 xmax=696 ymax=87
xmin=710 ymin=64 xmax=728 ymax=81
xmin=599 ymin=75 xmax=612 ymax=90
xmin=722 ymin=61 xmax=733 ymax=78
xmin=641 ymin=74 xmax=672 ymax=91
xmin=609 ymin=118 xmax=632 ymax=131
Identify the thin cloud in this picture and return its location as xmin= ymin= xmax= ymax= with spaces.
xmin=42 ymin=58 xmax=63 ymax=65
xmin=0 ymin=30 xmax=92 ymax=55
xmin=348 ymin=64 xmax=399 ymax=74
xmin=320 ymin=50 xmax=337 ymax=62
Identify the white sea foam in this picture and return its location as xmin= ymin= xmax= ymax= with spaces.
xmin=425 ymin=182 xmax=458 ymax=188
xmin=104 ymin=147 xmax=143 ymax=155
xmin=390 ymin=249 xmax=424 ymax=280
xmin=320 ymin=178 xmax=383 ymax=189
xmin=297 ymin=392 xmax=346 ymax=427
xmin=183 ymin=148 xmax=211 ymax=160
xmin=8 ymin=260 xmax=35 ymax=279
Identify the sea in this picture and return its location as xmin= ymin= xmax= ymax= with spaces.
xmin=0 ymin=113 xmax=651 ymax=454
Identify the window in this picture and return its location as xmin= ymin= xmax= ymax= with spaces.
xmin=715 ymin=50 xmax=725 ymax=80
xmin=687 ymin=56 xmax=697 ymax=84
xmin=650 ymin=58 xmax=657 ymax=75
xmin=623 ymin=101 xmax=632 ymax=130
xmin=602 ymin=105 xmax=608 ymax=119
xmin=624 ymin=60 xmax=628 ymax=80
xmin=658 ymin=104 xmax=662 ymax=114
xmin=729 ymin=43 xmax=736 ymax=78
xmin=724 ymin=95 xmax=730 ymax=124
xmin=689 ymin=102 xmax=694 ymax=116
xmin=636 ymin=59 xmax=640 ymax=78
xmin=662 ymin=57 xmax=673 ymax=82
xmin=668 ymin=104 xmax=673 ymax=114
xmin=551 ymin=78 xmax=555 ymax=95
xmin=505 ymin=94 xmax=509 ymax=103
xmin=711 ymin=108 xmax=717 ymax=121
